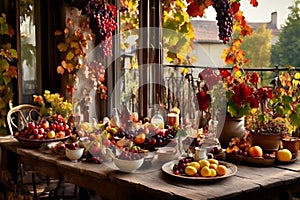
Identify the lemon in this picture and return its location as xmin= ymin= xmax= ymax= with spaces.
xmin=277 ymin=149 xmax=292 ymax=162
xmin=199 ymin=160 xmax=210 ymax=168
xmin=185 ymin=166 xmax=197 ymax=176
xmin=208 ymin=158 xmax=219 ymax=165
xmin=190 ymin=162 xmax=201 ymax=171
xmin=210 ymin=169 xmax=217 ymax=177
xmin=200 ymin=166 xmax=211 ymax=177
xmin=209 ymin=163 xmax=218 ymax=170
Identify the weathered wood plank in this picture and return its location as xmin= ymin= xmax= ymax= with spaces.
xmin=2 ymin=139 xmax=300 ymax=200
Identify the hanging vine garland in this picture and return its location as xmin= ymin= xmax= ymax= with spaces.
xmin=64 ymin=0 xmax=117 ymax=56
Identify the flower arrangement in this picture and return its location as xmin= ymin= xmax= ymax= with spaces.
xmin=219 ymin=68 xmax=272 ymax=118
xmin=33 ymin=90 xmax=73 ymax=121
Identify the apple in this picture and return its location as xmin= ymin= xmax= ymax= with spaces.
xmin=134 ymin=133 xmax=146 ymax=144
xmin=57 ymin=124 xmax=65 ymax=131
xmin=277 ymin=149 xmax=292 ymax=162
xmin=28 ymin=122 xmax=35 ymax=130
xmin=36 ymin=134 xmax=43 ymax=140
xmin=57 ymin=131 xmax=65 ymax=138
xmin=33 ymin=129 xmax=39 ymax=135
xmin=29 ymin=135 xmax=35 ymax=139
xmin=39 ymin=128 xmax=45 ymax=134
xmin=65 ymin=128 xmax=72 ymax=136
xmin=50 ymin=123 xmax=57 ymax=130
xmin=47 ymin=130 xmax=56 ymax=139
xmin=41 ymin=120 xmax=50 ymax=129
xmin=248 ymin=146 xmax=263 ymax=157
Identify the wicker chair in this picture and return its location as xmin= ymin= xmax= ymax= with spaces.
xmin=6 ymin=104 xmax=78 ymax=199
xmin=7 ymin=104 xmax=41 ymax=136
xmin=6 ymin=104 xmax=43 ymax=199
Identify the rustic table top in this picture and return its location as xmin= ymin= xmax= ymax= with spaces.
xmin=1 ymin=137 xmax=300 ymax=200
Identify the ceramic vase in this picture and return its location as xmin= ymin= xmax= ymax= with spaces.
xmin=219 ymin=116 xmax=245 ymax=148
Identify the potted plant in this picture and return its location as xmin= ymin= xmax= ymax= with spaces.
xmin=217 ymin=68 xmax=267 ymax=147
xmin=245 ymin=67 xmax=300 ymax=151
xmin=271 ymin=67 xmax=300 ymax=153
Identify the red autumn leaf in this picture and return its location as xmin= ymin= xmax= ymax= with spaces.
xmin=66 ymin=84 xmax=74 ymax=95
xmin=220 ymin=69 xmax=231 ymax=79
xmin=187 ymin=1 xmax=201 ymax=17
xmin=250 ymin=0 xmax=258 ymax=7
xmin=230 ymin=2 xmax=240 ymax=14
xmin=7 ymin=66 xmax=17 ymax=78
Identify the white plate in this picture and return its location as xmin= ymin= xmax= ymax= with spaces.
xmin=162 ymin=160 xmax=237 ymax=181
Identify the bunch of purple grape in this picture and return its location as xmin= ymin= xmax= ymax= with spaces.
xmin=172 ymin=157 xmax=194 ymax=175
xmin=117 ymin=149 xmax=144 ymax=160
xmin=64 ymin=0 xmax=117 ymax=55
xmin=212 ymin=0 xmax=233 ymax=44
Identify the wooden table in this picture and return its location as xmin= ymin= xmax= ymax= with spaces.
xmin=1 ymin=137 xmax=300 ymax=200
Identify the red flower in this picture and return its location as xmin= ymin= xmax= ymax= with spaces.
xmin=219 ymin=69 xmax=231 ymax=79
xmin=249 ymin=72 xmax=259 ymax=84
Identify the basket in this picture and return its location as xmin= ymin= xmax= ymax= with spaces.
xmin=7 ymin=104 xmax=70 ymax=148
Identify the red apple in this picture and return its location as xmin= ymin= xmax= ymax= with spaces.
xmin=50 ymin=123 xmax=57 ymax=130
xmin=41 ymin=121 xmax=50 ymax=129
xmin=33 ymin=129 xmax=39 ymax=135
xmin=39 ymin=128 xmax=45 ymax=134
xmin=28 ymin=122 xmax=35 ymax=130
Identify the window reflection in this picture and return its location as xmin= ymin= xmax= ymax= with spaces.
xmin=20 ymin=0 xmax=37 ymax=96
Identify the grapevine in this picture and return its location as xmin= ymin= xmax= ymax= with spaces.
xmin=64 ymin=0 xmax=117 ymax=56
xmin=212 ymin=0 xmax=233 ymax=44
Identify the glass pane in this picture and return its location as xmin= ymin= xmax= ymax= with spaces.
xmin=20 ymin=0 xmax=37 ymax=100
xmin=119 ymin=0 xmax=140 ymax=113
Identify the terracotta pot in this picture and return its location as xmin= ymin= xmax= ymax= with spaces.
xmin=250 ymin=132 xmax=282 ymax=152
xmin=281 ymin=137 xmax=300 ymax=154
xmin=219 ymin=116 xmax=245 ymax=148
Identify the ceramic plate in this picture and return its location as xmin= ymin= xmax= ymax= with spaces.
xmin=162 ymin=160 xmax=237 ymax=181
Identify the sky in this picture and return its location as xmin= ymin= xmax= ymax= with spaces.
xmin=203 ymin=0 xmax=295 ymax=28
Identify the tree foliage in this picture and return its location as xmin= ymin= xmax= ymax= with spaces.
xmin=241 ymin=25 xmax=272 ymax=68
xmin=271 ymin=0 xmax=300 ymax=68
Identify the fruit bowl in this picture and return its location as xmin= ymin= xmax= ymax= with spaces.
xmin=15 ymin=135 xmax=70 ymax=148
xmin=113 ymin=157 xmax=144 ymax=172
xmin=65 ymin=147 xmax=84 ymax=162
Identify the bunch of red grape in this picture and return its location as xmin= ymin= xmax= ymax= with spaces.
xmin=64 ymin=0 xmax=117 ymax=55
xmin=212 ymin=0 xmax=233 ymax=44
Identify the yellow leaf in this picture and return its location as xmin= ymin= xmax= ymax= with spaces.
xmin=57 ymin=66 xmax=65 ymax=74
xmin=295 ymin=73 xmax=300 ymax=79
xmin=57 ymin=43 xmax=68 ymax=52
xmin=66 ymin=51 xmax=74 ymax=60
xmin=65 ymin=63 xmax=74 ymax=73
xmin=180 ymin=67 xmax=189 ymax=75
xmin=70 ymin=42 xmax=79 ymax=49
